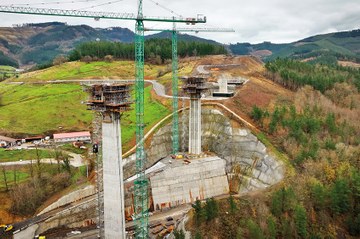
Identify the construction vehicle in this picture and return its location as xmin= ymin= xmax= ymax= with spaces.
xmin=0 ymin=224 xmax=13 ymax=232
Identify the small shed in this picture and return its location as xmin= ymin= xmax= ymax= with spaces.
xmin=53 ymin=131 xmax=91 ymax=143
xmin=0 ymin=135 xmax=17 ymax=148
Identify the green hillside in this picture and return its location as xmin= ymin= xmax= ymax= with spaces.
xmin=0 ymin=82 xmax=170 ymax=150
xmin=0 ymin=22 xmax=224 ymax=67
xmin=0 ymin=83 xmax=92 ymax=136
xmin=230 ymin=29 xmax=360 ymax=64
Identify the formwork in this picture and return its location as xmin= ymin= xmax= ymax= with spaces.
xmin=86 ymin=83 xmax=132 ymax=239
xmin=182 ymin=76 xmax=208 ymax=155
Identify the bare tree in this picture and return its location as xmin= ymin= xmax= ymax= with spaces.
xmin=13 ymin=165 xmax=17 ymax=186
xmin=53 ymin=144 xmax=62 ymax=173
xmin=1 ymin=166 xmax=9 ymax=191
xmin=53 ymin=55 xmax=67 ymax=65
xmin=35 ymin=144 xmax=42 ymax=178
xmin=104 ymin=55 xmax=113 ymax=63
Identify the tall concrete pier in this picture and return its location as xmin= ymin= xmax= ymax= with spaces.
xmin=86 ymin=84 xmax=132 ymax=238
xmin=219 ymin=77 xmax=228 ymax=93
xmin=182 ymin=76 xmax=208 ymax=155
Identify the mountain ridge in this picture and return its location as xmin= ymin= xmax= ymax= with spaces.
xmin=0 ymin=22 xmax=359 ymax=67
xmin=230 ymin=29 xmax=360 ymax=64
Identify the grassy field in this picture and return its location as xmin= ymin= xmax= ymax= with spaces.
xmin=157 ymin=61 xmax=196 ymax=87
xmin=0 ymin=82 xmax=170 ymax=151
xmin=10 ymin=61 xmax=166 ymax=82
xmin=0 ymin=83 xmax=92 ymax=135
xmin=59 ymin=143 xmax=88 ymax=155
xmin=0 ymin=148 xmax=55 ymax=162
xmin=0 ymin=65 xmax=16 ymax=80
xmin=0 ymin=66 xmax=15 ymax=71
xmin=0 ymin=169 xmax=29 ymax=189
xmin=121 ymin=86 xmax=171 ymax=151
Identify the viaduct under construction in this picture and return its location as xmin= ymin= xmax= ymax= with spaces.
xmin=0 ymin=2 xmax=250 ymax=239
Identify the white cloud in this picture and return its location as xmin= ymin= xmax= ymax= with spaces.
xmin=0 ymin=0 xmax=359 ymax=43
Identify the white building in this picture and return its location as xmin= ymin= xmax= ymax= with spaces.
xmin=0 ymin=135 xmax=17 ymax=148
xmin=53 ymin=131 xmax=91 ymax=143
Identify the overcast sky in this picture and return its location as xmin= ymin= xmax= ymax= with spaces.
xmin=0 ymin=0 xmax=359 ymax=44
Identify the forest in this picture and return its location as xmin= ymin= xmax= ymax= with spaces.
xmin=183 ymin=59 xmax=360 ymax=239
xmin=68 ymin=39 xmax=227 ymax=63
xmin=265 ymin=58 xmax=360 ymax=92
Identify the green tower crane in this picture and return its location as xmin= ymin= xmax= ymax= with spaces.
xmin=144 ymin=26 xmax=234 ymax=155
xmin=0 ymin=4 xmax=206 ymax=238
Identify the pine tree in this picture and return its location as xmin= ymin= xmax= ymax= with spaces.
xmin=195 ymin=231 xmax=202 ymax=239
xmin=267 ymin=216 xmax=277 ymax=239
xmin=205 ymin=197 xmax=218 ymax=221
xmin=192 ymin=199 xmax=204 ymax=225
xmin=294 ymin=204 xmax=307 ymax=238
xmin=331 ymin=179 xmax=350 ymax=214
xmin=174 ymin=229 xmax=185 ymax=239
xmin=229 ymin=195 xmax=237 ymax=214
xmin=247 ymin=219 xmax=264 ymax=239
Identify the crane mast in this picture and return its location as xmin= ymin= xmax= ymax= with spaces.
xmin=134 ymin=0 xmax=148 ymax=237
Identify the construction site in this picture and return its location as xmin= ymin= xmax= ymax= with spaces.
xmin=0 ymin=56 xmax=285 ymax=238
xmin=0 ymin=2 xmax=286 ymax=239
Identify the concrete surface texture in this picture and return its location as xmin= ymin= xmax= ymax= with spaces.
xmin=102 ymin=112 xmax=126 ymax=239
xmin=38 ymin=185 xmax=96 ymax=215
xmin=136 ymin=108 xmax=284 ymax=193
xmin=218 ymin=78 xmax=228 ymax=93
xmin=188 ymin=99 xmax=202 ymax=155
xmin=201 ymin=109 xmax=284 ymax=192
xmin=37 ymin=197 xmax=97 ymax=234
xmin=150 ymin=156 xmax=229 ymax=210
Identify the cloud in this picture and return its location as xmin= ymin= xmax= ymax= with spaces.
xmin=0 ymin=0 xmax=359 ymax=43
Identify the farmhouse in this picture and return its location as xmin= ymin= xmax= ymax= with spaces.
xmin=0 ymin=135 xmax=17 ymax=148
xmin=53 ymin=131 xmax=91 ymax=143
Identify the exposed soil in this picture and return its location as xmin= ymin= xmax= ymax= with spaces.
xmin=0 ymin=191 xmax=25 ymax=224
xmin=338 ymin=60 xmax=360 ymax=68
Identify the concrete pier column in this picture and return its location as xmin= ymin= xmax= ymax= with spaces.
xmin=102 ymin=112 xmax=126 ymax=239
xmin=219 ymin=78 xmax=228 ymax=93
xmin=189 ymin=99 xmax=201 ymax=155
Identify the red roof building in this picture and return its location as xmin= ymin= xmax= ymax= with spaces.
xmin=53 ymin=131 xmax=91 ymax=143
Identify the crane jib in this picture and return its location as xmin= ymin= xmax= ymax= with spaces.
xmin=0 ymin=6 xmax=206 ymax=23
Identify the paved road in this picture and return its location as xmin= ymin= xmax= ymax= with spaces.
xmin=0 ymin=153 xmax=85 ymax=168
xmin=13 ymin=224 xmax=38 ymax=239
xmin=7 ymin=78 xmax=226 ymax=100
xmin=196 ymin=64 xmax=242 ymax=74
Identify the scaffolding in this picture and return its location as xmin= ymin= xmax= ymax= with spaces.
xmin=86 ymin=83 xmax=132 ymax=238
xmin=182 ymin=76 xmax=208 ymax=99
xmin=182 ymin=76 xmax=208 ymax=155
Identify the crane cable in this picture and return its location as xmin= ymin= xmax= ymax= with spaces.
xmin=76 ymin=0 xmax=123 ymax=10
xmin=147 ymin=0 xmax=182 ymax=18
xmin=7 ymin=0 xmax=98 ymax=7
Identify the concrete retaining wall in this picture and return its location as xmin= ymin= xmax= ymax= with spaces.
xmin=37 ymin=198 xmax=97 ymax=235
xmin=128 ymin=108 xmax=284 ymax=194
xmin=150 ymin=157 xmax=229 ymax=210
xmin=38 ymin=185 xmax=96 ymax=215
